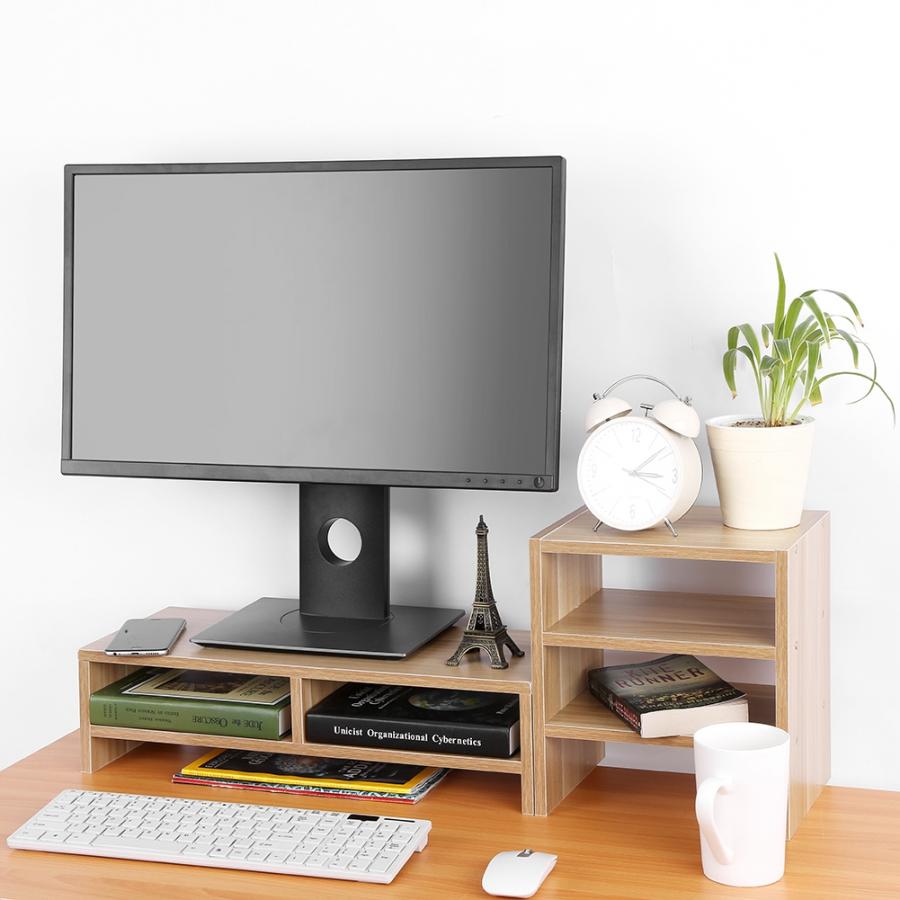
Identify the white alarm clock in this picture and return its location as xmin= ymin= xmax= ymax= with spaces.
xmin=577 ymin=375 xmax=702 ymax=535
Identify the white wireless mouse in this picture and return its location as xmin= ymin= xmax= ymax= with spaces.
xmin=482 ymin=849 xmax=558 ymax=897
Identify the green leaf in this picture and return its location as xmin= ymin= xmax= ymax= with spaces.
xmin=828 ymin=313 xmax=859 ymax=333
xmin=722 ymin=346 xmax=760 ymax=398
xmin=774 ymin=338 xmax=793 ymax=364
xmin=760 ymin=354 xmax=779 ymax=377
xmin=805 ymin=341 xmax=820 ymax=390
xmin=782 ymin=297 xmax=805 ymax=338
xmin=727 ymin=326 xmax=739 ymax=351
xmin=790 ymin=315 xmax=816 ymax=354
xmin=847 ymin=338 xmax=878 ymax=403
xmin=722 ymin=349 xmax=739 ymax=398
xmin=738 ymin=323 xmax=761 ymax=362
xmin=774 ymin=253 xmax=786 ymax=335
xmin=801 ymin=294 xmax=832 ymax=346
xmin=815 ymin=371 xmax=896 ymax=423
xmin=802 ymin=289 xmax=863 ymax=326
xmin=761 ymin=322 xmax=775 ymax=348
xmin=835 ymin=328 xmax=860 ymax=368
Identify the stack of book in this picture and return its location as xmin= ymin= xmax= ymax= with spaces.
xmin=173 ymin=749 xmax=448 ymax=804
xmin=89 ymin=668 xmax=291 ymax=739
xmin=305 ymin=683 xmax=521 ymax=758
xmin=587 ymin=654 xmax=750 ymax=738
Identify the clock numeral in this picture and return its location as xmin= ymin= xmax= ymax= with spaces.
xmin=631 ymin=428 xmax=641 ymax=443
xmin=672 ymin=467 xmax=678 ymax=484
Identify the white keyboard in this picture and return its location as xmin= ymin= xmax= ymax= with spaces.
xmin=7 ymin=789 xmax=431 ymax=884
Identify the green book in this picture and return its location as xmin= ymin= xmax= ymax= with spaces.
xmin=89 ymin=668 xmax=291 ymax=740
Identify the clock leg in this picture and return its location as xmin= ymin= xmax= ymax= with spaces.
xmin=663 ymin=517 xmax=679 ymax=538
xmin=592 ymin=519 xmax=603 ymax=532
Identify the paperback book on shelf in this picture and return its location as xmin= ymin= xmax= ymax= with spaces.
xmin=305 ymin=684 xmax=520 ymax=758
xmin=89 ymin=668 xmax=291 ymax=739
xmin=172 ymin=749 xmax=448 ymax=803
xmin=124 ymin=670 xmax=289 ymax=705
xmin=587 ymin=654 xmax=749 ymax=739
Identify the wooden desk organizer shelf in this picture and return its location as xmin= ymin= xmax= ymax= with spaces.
xmin=78 ymin=609 xmax=534 ymax=813
xmin=529 ymin=506 xmax=830 ymax=837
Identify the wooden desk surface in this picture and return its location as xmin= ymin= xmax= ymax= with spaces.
xmin=2 ymin=732 xmax=898 ymax=899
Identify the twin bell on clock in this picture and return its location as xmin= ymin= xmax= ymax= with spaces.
xmin=576 ymin=375 xmax=702 ymax=536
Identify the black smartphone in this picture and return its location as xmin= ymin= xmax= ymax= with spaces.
xmin=104 ymin=618 xmax=187 ymax=656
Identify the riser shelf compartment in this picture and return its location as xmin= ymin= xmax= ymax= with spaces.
xmin=544 ymin=683 xmax=775 ymax=747
xmin=530 ymin=505 xmax=830 ymax=839
xmin=543 ymin=587 xmax=775 ymax=659
xmin=78 ymin=610 xmax=535 ymax=813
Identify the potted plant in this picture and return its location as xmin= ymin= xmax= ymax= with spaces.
xmin=707 ymin=254 xmax=893 ymax=530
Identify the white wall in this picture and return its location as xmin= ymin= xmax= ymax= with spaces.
xmin=1 ymin=0 xmax=897 ymax=790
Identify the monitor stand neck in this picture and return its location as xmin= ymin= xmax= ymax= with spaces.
xmin=190 ymin=483 xmax=464 ymax=658
xmin=298 ymin=483 xmax=390 ymax=620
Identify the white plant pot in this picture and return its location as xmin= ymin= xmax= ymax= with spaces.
xmin=706 ymin=415 xmax=814 ymax=530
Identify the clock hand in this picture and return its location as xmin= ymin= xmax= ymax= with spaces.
xmin=634 ymin=471 xmax=672 ymax=497
xmin=622 ymin=468 xmax=662 ymax=478
xmin=634 ymin=448 xmax=665 ymax=473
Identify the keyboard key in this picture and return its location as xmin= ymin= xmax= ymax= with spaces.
xmin=93 ymin=835 xmax=185 ymax=854
xmin=65 ymin=834 xmax=96 ymax=846
xmin=13 ymin=828 xmax=45 ymax=841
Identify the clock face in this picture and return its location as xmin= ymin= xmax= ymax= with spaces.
xmin=577 ymin=417 xmax=682 ymax=530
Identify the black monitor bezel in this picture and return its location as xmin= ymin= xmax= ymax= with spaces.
xmin=61 ymin=156 xmax=565 ymax=491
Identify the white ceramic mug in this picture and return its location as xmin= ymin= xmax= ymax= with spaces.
xmin=693 ymin=722 xmax=790 ymax=887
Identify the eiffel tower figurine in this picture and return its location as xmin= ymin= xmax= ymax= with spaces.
xmin=446 ymin=515 xmax=524 ymax=670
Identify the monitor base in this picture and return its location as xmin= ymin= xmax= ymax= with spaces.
xmin=191 ymin=597 xmax=465 ymax=659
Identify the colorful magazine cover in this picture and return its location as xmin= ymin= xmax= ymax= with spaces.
xmin=180 ymin=748 xmax=440 ymax=794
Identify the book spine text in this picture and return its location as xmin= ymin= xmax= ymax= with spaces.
xmin=89 ymin=695 xmax=286 ymax=740
xmin=305 ymin=714 xmax=518 ymax=758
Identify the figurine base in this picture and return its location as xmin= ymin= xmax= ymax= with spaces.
xmin=445 ymin=627 xmax=525 ymax=670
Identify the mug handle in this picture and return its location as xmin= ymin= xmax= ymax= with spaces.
xmin=695 ymin=776 xmax=734 ymax=865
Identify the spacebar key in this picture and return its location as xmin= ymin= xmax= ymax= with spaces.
xmin=93 ymin=835 xmax=185 ymax=855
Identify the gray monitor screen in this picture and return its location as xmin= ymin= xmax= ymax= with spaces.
xmin=69 ymin=163 xmax=560 ymax=482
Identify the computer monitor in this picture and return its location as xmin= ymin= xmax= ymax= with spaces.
xmin=62 ymin=156 xmax=566 ymax=657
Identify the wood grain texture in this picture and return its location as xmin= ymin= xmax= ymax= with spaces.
xmin=2 ymin=732 xmax=897 ymax=900
xmin=776 ymin=513 xmax=831 ymax=838
xmin=77 ymin=611 xmax=532 ymax=809
xmin=79 ymin=660 xmax=142 ymax=773
xmin=544 ymin=588 xmax=776 ymax=658
xmin=531 ymin=506 xmax=830 ymax=836
xmin=517 ymin=682 xmax=535 ymax=814
xmin=298 ymin=678 xmax=344 ymax=743
xmin=545 ymin=683 xmax=776 ymax=747
xmin=537 ymin=506 xmax=828 ymax=562
xmin=529 ymin=544 xmax=605 ymax=816
xmin=79 ymin=609 xmax=531 ymax=693
xmin=86 ymin=728 xmax=523 ymax=774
